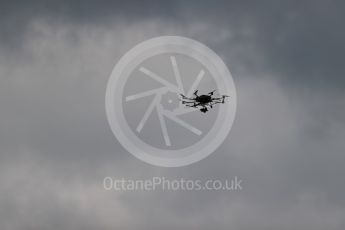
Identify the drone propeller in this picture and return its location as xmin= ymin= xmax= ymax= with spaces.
xmin=208 ymin=90 xmax=216 ymax=96
xmin=221 ymin=95 xmax=230 ymax=103
xmin=193 ymin=90 xmax=199 ymax=96
xmin=185 ymin=104 xmax=197 ymax=108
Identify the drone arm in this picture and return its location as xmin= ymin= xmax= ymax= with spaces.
xmin=181 ymin=101 xmax=196 ymax=104
xmin=179 ymin=94 xmax=195 ymax=101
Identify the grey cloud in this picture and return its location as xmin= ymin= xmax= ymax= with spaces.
xmin=2 ymin=0 xmax=345 ymax=87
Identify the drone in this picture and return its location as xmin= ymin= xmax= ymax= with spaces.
xmin=180 ymin=90 xmax=229 ymax=113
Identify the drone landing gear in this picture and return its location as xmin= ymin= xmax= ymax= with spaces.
xmin=200 ymin=107 xmax=208 ymax=113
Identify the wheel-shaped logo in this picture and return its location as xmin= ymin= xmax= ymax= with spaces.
xmin=106 ymin=36 xmax=236 ymax=167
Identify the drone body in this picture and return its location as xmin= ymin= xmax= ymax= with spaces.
xmin=180 ymin=90 xmax=229 ymax=113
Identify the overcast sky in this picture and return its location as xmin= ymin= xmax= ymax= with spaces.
xmin=1 ymin=0 xmax=345 ymax=229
